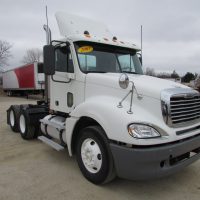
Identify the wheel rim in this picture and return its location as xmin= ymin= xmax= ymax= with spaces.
xmin=19 ymin=114 xmax=26 ymax=134
xmin=81 ymin=138 xmax=102 ymax=173
xmin=10 ymin=110 xmax=15 ymax=127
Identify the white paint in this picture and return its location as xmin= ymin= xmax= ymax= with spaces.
xmin=19 ymin=115 xmax=26 ymax=134
xmin=2 ymin=70 xmax=19 ymax=89
xmin=10 ymin=110 xmax=15 ymax=127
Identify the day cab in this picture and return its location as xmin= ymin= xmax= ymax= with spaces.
xmin=7 ymin=12 xmax=200 ymax=184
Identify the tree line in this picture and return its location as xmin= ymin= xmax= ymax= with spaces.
xmin=145 ymin=67 xmax=199 ymax=83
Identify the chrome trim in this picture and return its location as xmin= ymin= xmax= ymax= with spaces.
xmin=161 ymin=88 xmax=200 ymax=128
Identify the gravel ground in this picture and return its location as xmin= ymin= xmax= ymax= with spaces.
xmin=0 ymin=95 xmax=200 ymax=200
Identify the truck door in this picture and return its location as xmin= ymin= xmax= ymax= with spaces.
xmin=50 ymin=45 xmax=76 ymax=113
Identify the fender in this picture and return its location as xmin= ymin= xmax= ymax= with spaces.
xmin=66 ymin=94 xmax=172 ymax=156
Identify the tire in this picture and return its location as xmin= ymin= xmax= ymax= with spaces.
xmin=8 ymin=105 xmax=20 ymax=132
xmin=76 ymin=126 xmax=115 ymax=184
xmin=19 ymin=109 xmax=35 ymax=140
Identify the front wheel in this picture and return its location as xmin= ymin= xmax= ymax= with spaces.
xmin=76 ymin=126 xmax=115 ymax=184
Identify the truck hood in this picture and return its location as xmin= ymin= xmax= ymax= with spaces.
xmin=86 ymin=73 xmax=189 ymax=100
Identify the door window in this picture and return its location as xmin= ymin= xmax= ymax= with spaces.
xmin=55 ymin=47 xmax=74 ymax=73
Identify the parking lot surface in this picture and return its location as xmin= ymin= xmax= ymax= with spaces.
xmin=0 ymin=95 xmax=200 ymax=200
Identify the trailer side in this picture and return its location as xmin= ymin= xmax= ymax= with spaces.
xmin=3 ymin=63 xmax=44 ymax=96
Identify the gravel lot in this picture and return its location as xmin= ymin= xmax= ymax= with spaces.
xmin=0 ymin=94 xmax=200 ymax=200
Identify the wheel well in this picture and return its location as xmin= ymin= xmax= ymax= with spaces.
xmin=71 ymin=117 xmax=106 ymax=155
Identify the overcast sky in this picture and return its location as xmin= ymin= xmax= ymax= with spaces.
xmin=0 ymin=0 xmax=200 ymax=75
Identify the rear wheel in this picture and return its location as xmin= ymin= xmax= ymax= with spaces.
xmin=76 ymin=126 xmax=115 ymax=184
xmin=8 ymin=105 xmax=20 ymax=132
xmin=19 ymin=110 xmax=35 ymax=140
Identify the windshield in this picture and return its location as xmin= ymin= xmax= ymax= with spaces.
xmin=75 ymin=41 xmax=143 ymax=74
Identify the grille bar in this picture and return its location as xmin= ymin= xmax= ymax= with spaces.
xmin=171 ymin=104 xmax=200 ymax=111
xmin=171 ymin=111 xmax=200 ymax=119
xmin=171 ymin=108 xmax=200 ymax=115
xmin=171 ymin=99 xmax=200 ymax=103
xmin=171 ymin=102 xmax=200 ymax=107
xmin=172 ymin=115 xmax=200 ymax=123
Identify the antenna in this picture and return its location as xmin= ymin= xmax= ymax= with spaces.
xmin=43 ymin=5 xmax=51 ymax=45
xmin=141 ymin=25 xmax=143 ymax=63
xmin=46 ymin=5 xmax=49 ymax=30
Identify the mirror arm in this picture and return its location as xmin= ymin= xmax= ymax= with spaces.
xmin=127 ymin=83 xmax=134 ymax=114
xmin=117 ymin=81 xmax=143 ymax=114
xmin=117 ymin=90 xmax=132 ymax=108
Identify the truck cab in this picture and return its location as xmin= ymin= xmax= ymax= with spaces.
xmin=7 ymin=12 xmax=200 ymax=184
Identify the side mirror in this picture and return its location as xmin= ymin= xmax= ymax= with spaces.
xmin=119 ymin=73 xmax=129 ymax=89
xmin=43 ymin=45 xmax=55 ymax=75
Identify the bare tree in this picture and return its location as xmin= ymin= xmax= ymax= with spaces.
xmin=195 ymin=75 xmax=200 ymax=91
xmin=145 ymin=67 xmax=156 ymax=77
xmin=0 ymin=40 xmax=12 ymax=67
xmin=22 ymin=48 xmax=43 ymax=64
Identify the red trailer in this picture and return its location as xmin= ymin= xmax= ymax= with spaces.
xmin=3 ymin=62 xmax=44 ymax=96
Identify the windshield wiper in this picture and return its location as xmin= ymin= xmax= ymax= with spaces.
xmin=122 ymin=71 xmax=138 ymax=74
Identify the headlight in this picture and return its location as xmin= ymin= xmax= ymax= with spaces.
xmin=128 ymin=124 xmax=161 ymax=139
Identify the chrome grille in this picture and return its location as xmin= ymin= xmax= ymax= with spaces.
xmin=170 ymin=94 xmax=200 ymax=125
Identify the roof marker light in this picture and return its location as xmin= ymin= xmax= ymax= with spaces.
xmin=84 ymin=30 xmax=89 ymax=35
xmin=84 ymin=30 xmax=91 ymax=38
xmin=113 ymin=36 xmax=117 ymax=42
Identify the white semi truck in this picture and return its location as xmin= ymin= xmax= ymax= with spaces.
xmin=7 ymin=12 xmax=200 ymax=184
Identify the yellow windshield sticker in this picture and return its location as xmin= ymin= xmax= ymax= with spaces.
xmin=78 ymin=46 xmax=93 ymax=53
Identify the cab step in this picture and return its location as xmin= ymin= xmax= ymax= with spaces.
xmin=38 ymin=136 xmax=64 ymax=151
